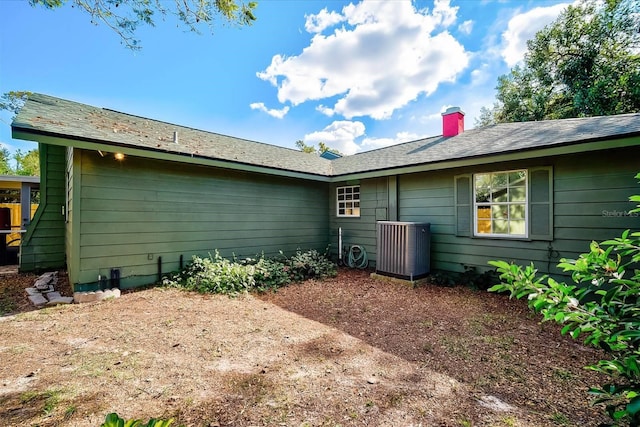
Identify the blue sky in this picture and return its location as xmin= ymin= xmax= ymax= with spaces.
xmin=0 ymin=0 xmax=571 ymax=156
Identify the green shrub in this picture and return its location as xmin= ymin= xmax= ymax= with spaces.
xmin=163 ymin=249 xmax=336 ymax=295
xmin=101 ymin=412 xmax=180 ymax=427
xmin=252 ymin=256 xmax=292 ymax=291
xmin=424 ymin=268 xmax=499 ymax=289
xmin=163 ymin=251 xmax=254 ymax=295
xmin=424 ymin=270 xmax=456 ymax=287
xmin=488 ymin=173 xmax=640 ymax=426
xmin=289 ymin=248 xmax=337 ymax=281
xmin=457 ymin=266 xmax=500 ymax=290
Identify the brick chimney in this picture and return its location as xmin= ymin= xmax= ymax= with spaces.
xmin=442 ymin=107 xmax=465 ymax=137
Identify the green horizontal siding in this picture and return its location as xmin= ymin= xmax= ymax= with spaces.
xmin=552 ymin=155 xmax=639 ymax=266
xmin=75 ymin=151 xmax=329 ymax=289
xmin=329 ymin=178 xmax=386 ymax=265
xmin=20 ymin=144 xmax=66 ymax=272
xmin=27 ymin=140 xmax=640 ymax=287
xmin=399 ymin=171 xmax=464 ymax=273
xmin=392 ymin=147 xmax=640 ymax=276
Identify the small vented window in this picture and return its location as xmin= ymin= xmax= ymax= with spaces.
xmin=337 ymin=185 xmax=360 ymax=217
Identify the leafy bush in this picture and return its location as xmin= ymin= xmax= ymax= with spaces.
xmin=424 ymin=268 xmax=499 ymax=289
xmin=289 ymin=248 xmax=337 ymax=281
xmin=163 ymin=249 xmax=336 ymax=294
xmin=101 ymin=412 xmax=180 ymax=427
xmin=488 ymin=174 xmax=640 ymax=426
xmin=425 ymin=270 xmax=456 ymax=287
xmin=457 ymin=266 xmax=500 ymax=290
xmin=163 ymin=251 xmax=254 ymax=295
xmin=252 ymin=257 xmax=292 ymax=291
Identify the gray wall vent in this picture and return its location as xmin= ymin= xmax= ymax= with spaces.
xmin=376 ymin=221 xmax=431 ymax=280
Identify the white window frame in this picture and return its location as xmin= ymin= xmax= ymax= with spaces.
xmin=473 ymin=169 xmax=528 ymax=238
xmin=337 ymin=185 xmax=360 ymax=217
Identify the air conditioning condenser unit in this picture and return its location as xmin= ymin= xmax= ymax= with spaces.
xmin=376 ymin=221 xmax=431 ymax=280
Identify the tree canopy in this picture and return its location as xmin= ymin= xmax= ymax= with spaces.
xmin=0 ymin=92 xmax=39 ymax=177
xmin=477 ymin=0 xmax=640 ymax=127
xmin=295 ymin=140 xmax=342 ymax=156
xmin=0 ymin=148 xmax=13 ymax=176
xmin=13 ymin=149 xmax=40 ymax=176
xmin=0 ymin=91 xmax=31 ymax=121
xmin=0 ymin=148 xmax=40 ymax=177
xmin=29 ymin=0 xmax=257 ymax=49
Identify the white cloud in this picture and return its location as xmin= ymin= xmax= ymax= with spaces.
xmin=304 ymin=121 xmax=430 ymax=155
xmin=432 ymin=0 xmax=459 ymax=28
xmin=257 ymin=0 xmax=470 ymax=120
xmin=421 ymin=104 xmax=456 ymax=122
xmin=249 ymin=102 xmax=290 ymax=119
xmin=360 ymin=131 xmax=427 ymax=151
xmin=458 ymin=19 xmax=473 ymax=35
xmin=315 ymin=104 xmax=335 ymax=116
xmin=501 ymin=3 xmax=569 ymax=67
xmin=470 ymin=62 xmax=491 ymax=85
xmin=303 ymin=120 xmax=365 ymax=155
xmin=305 ymin=8 xmax=344 ymax=33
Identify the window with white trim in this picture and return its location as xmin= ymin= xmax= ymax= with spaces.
xmin=474 ymin=170 xmax=527 ymax=237
xmin=337 ymin=185 xmax=360 ymax=217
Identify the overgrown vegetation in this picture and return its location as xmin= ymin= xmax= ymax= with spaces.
xmin=162 ymin=249 xmax=337 ymax=295
xmin=489 ymin=173 xmax=640 ymax=426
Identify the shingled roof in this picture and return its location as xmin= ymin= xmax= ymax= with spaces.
xmin=12 ymin=93 xmax=333 ymax=177
xmin=331 ymin=112 xmax=640 ymax=176
xmin=12 ymin=93 xmax=640 ymax=179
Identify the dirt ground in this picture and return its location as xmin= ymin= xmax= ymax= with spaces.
xmin=0 ymin=268 xmax=610 ymax=426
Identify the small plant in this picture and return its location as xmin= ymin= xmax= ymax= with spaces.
xmin=42 ymin=389 xmax=61 ymax=415
xmin=550 ymin=412 xmax=569 ymax=425
xmin=19 ymin=390 xmax=39 ymax=404
xmin=64 ymin=405 xmax=77 ymax=419
xmin=20 ymin=388 xmax=62 ymax=416
xmin=0 ymin=297 xmax=16 ymax=315
xmin=101 ymin=412 xmax=180 ymax=427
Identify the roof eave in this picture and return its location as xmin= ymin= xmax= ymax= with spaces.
xmin=0 ymin=175 xmax=40 ymax=183
xmin=12 ymin=127 xmax=332 ymax=183
xmin=329 ymin=134 xmax=640 ymax=182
